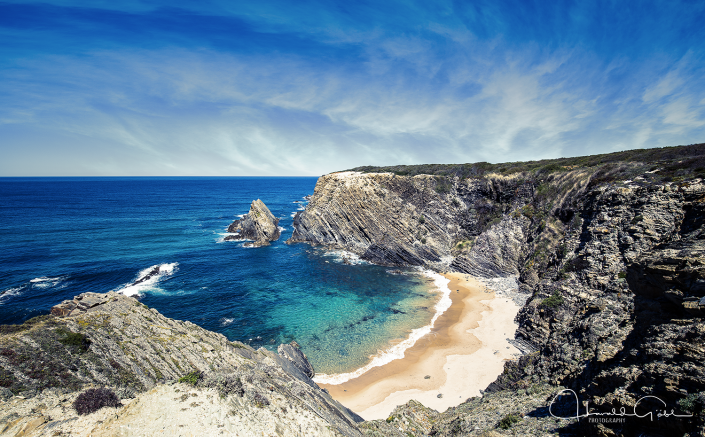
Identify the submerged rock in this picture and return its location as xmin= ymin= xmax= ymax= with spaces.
xmin=225 ymin=199 xmax=280 ymax=247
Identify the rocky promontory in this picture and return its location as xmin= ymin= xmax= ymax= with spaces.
xmin=225 ymin=199 xmax=280 ymax=247
xmin=289 ymin=144 xmax=705 ymax=436
xmin=3 ymin=144 xmax=705 ymax=436
xmin=0 ymin=292 xmax=363 ymax=436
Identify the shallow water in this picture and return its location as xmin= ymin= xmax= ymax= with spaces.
xmin=0 ymin=177 xmax=439 ymax=375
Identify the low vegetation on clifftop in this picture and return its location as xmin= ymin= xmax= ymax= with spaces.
xmin=290 ymin=143 xmax=705 ymax=436
xmin=1 ymin=143 xmax=704 ymax=436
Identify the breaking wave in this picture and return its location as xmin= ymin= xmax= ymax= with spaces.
xmin=113 ymin=263 xmax=178 ymax=297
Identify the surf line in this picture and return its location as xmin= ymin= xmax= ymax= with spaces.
xmin=313 ymin=269 xmax=451 ymax=385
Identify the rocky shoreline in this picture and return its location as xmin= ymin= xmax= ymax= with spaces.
xmin=1 ymin=292 xmax=363 ymax=436
xmin=2 ymin=144 xmax=704 ymax=436
xmin=288 ymin=144 xmax=705 ymax=436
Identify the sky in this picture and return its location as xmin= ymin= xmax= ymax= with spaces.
xmin=1 ymin=0 xmax=704 ymax=176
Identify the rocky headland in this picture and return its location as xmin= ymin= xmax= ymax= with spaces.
xmin=225 ymin=199 xmax=281 ymax=247
xmin=288 ymin=143 xmax=705 ymax=436
xmin=1 ymin=292 xmax=362 ymax=436
xmin=2 ymin=144 xmax=705 ymax=436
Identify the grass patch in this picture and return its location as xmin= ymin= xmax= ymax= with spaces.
xmin=178 ymin=371 xmax=202 ymax=386
xmin=497 ymin=413 xmax=521 ymax=429
xmin=56 ymin=329 xmax=91 ymax=353
xmin=0 ymin=314 xmax=54 ymax=335
xmin=541 ymin=291 xmax=564 ymax=308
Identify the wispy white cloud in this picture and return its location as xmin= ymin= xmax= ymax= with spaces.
xmin=0 ymin=0 xmax=704 ymax=175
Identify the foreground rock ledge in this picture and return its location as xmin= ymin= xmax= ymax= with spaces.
xmin=0 ymin=292 xmax=362 ymax=436
xmin=225 ymin=199 xmax=280 ymax=247
xmin=2 ymin=292 xmax=601 ymax=436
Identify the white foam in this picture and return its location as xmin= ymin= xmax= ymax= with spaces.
xmin=30 ymin=276 xmax=65 ymax=289
xmin=323 ymin=250 xmax=369 ymax=266
xmin=278 ymin=226 xmax=286 ymax=232
xmin=0 ymin=286 xmax=26 ymax=304
xmin=313 ymin=270 xmax=451 ymax=385
xmin=114 ymin=263 xmax=178 ymax=297
xmin=220 ymin=317 xmax=235 ymax=327
xmin=216 ymin=232 xmax=240 ymax=243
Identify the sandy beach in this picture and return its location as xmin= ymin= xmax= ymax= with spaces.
xmin=318 ymin=273 xmax=521 ymax=420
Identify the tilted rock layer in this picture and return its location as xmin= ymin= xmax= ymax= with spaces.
xmin=226 ymin=198 xmax=280 ymax=247
xmin=0 ymin=292 xmax=362 ymax=436
xmin=290 ymin=145 xmax=705 ymax=436
xmin=3 ymin=144 xmax=705 ymax=436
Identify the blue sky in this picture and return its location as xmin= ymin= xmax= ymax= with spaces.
xmin=1 ymin=0 xmax=704 ymax=176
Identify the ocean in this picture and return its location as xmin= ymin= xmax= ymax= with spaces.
xmin=0 ymin=177 xmax=444 ymax=378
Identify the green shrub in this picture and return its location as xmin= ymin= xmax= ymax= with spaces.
xmin=541 ymin=291 xmax=563 ymax=308
xmin=57 ymin=330 xmax=91 ymax=353
xmin=537 ymin=163 xmax=565 ymax=174
xmin=521 ymin=204 xmax=535 ymax=219
xmin=497 ymin=413 xmax=521 ymax=429
xmin=618 ymin=271 xmax=627 ymax=279
xmin=418 ymin=216 xmax=426 ymax=224
xmin=73 ymin=388 xmax=121 ymax=415
xmin=420 ymin=238 xmax=427 ymax=244
xmin=435 ymin=183 xmax=451 ymax=194
xmin=677 ymin=393 xmax=699 ymax=413
xmin=178 ymin=371 xmax=202 ymax=386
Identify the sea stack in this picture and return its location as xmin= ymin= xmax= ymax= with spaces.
xmin=225 ymin=199 xmax=280 ymax=247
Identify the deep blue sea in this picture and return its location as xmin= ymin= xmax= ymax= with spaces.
xmin=0 ymin=177 xmax=439 ymax=376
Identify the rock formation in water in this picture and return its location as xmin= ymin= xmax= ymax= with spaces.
xmin=289 ymin=143 xmax=705 ymax=436
xmin=225 ymin=199 xmax=280 ymax=247
xmin=3 ymin=144 xmax=705 ymax=436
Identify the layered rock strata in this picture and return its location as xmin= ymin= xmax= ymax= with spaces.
xmin=0 ymin=292 xmax=362 ymax=436
xmin=289 ymin=147 xmax=705 ymax=435
xmin=226 ymin=199 xmax=280 ymax=247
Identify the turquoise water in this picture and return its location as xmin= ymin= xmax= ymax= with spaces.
xmin=0 ymin=177 xmax=439 ymax=375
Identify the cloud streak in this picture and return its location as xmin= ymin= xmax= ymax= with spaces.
xmin=0 ymin=0 xmax=704 ymax=175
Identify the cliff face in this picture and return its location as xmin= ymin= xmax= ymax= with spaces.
xmin=0 ymin=292 xmax=362 ymax=436
xmin=287 ymin=171 xmax=536 ymax=274
xmin=226 ymin=199 xmax=281 ymax=247
xmin=290 ymin=146 xmax=705 ymax=436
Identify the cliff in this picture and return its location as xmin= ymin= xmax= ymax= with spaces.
xmin=289 ymin=143 xmax=705 ymax=436
xmin=3 ymin=144 xmax=705 ymax=436
xmin=0 ymin=292 xmax=362 ymax=436
xmin=226 ymin=199 xmax=281 ymax=247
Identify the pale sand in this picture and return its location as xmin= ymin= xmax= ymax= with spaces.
xmin=320 ymin=273 xmax=521 ymax=420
